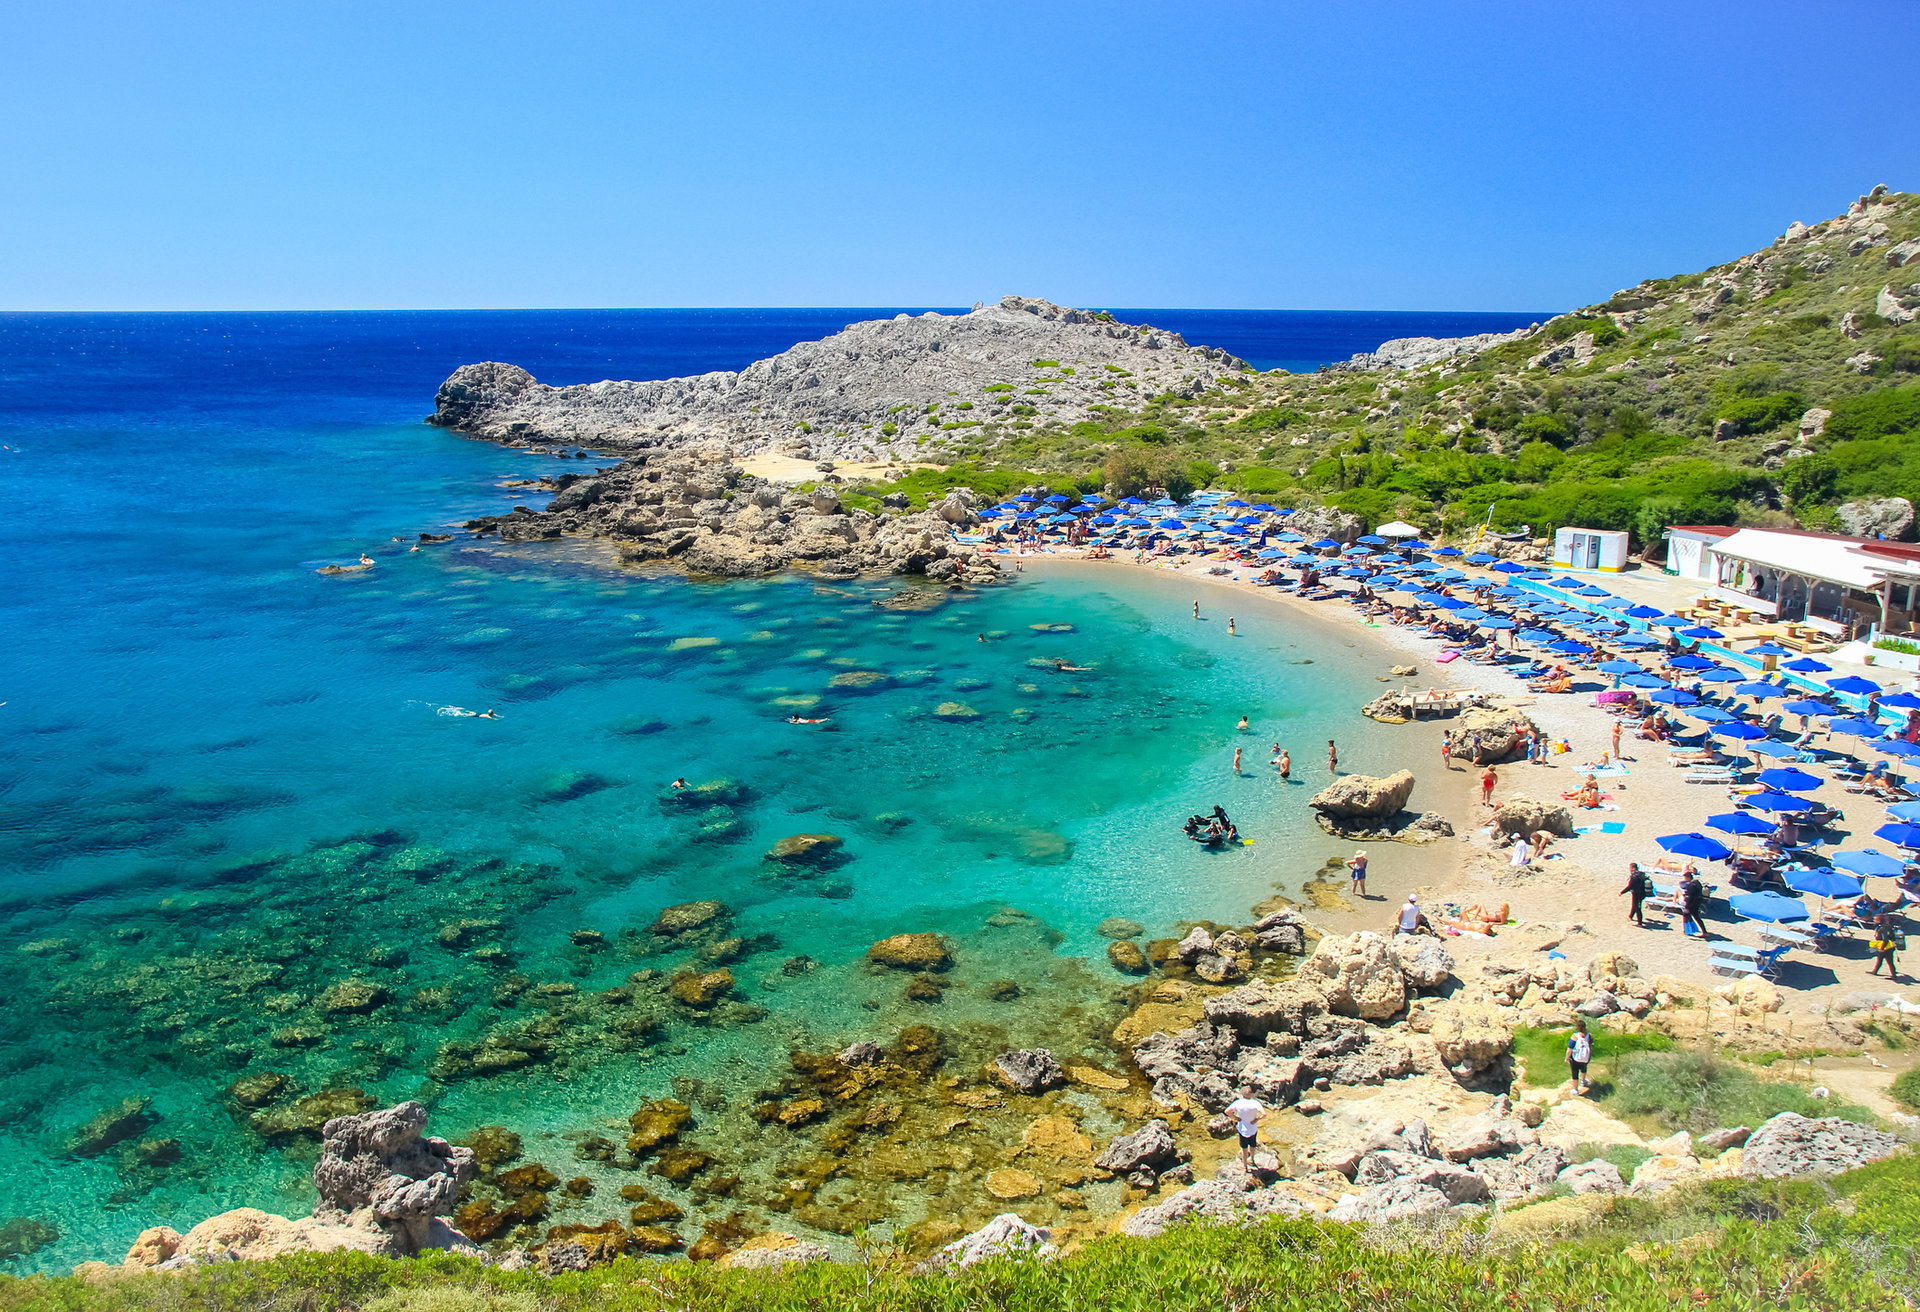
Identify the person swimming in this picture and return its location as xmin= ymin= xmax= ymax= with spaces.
xmin=477 ymin=709 xmax=500 ymax=719
xmin=359 ymin=553 xmax=375 ymax=565
xmin=670 ymin=777 xmax=688 ymax=790
xmin=786 ymin=714 xmax=831 ymax=724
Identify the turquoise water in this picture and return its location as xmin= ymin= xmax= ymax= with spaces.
xmin=0 ymin=312 xmax=1427 ymax=1270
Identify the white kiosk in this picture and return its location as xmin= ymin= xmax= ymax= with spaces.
xmin=1553 ymin=527 xmax=1629 ymax=573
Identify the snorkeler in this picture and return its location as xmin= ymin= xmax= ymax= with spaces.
xmin=477 ymin=709 xmax=500 ymax=719
xmin=670 ymin=777 xmax=688 ymax=790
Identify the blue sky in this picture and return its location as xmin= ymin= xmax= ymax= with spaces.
xmin=2 ymin=1 xmax=1914 ymax=312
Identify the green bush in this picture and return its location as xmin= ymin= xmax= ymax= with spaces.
xmin=1602 ymin=1048 xmax=1875 ymax=1133
xmin=1516 ymin=412 xmax=1575 ymax=446
xmin=1891 ymin=1064 xmax=1920 ymax=1111
xmin=1717 ymin=391 xmax=1805 ymax=435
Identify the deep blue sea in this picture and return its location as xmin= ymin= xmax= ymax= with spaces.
xmin=0 ymin=307 xmax=1536 ymax=1270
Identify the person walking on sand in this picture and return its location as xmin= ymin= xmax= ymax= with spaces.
xmin=1327 ymin=740 xmax=1338 ymax=774
xmin=1680 ymin=871 xmax=1709 ymax=941
xmin=1610 ymin=718 xmax=1622 ymax=761
xmin=1346 ymin=849 xmax=1368 ymax=897
xmin=1441 ymin=730 xmax=1454 ymax=770
xmin=1869 ymin=911 xmax=1900 ymax=978
xmin=1226 ymin=1087 xmax=1265 ymax=1170
xmin=1566 ymin=1019 xmax=1594 ymax=1095
xmin=1480 ymin=764 xmax=1497 ymax=807
xmin=1621 ymin=864 xmax=1652 ymax=926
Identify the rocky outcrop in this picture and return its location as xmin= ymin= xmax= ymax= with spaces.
xmin=928 ymin=1214 xmax=1057 ymax=1270
xmin=1490 ymin=794 xmax=1575 ymax=839
xmin=1094 ymin=1120 xmax=1180 ymax=1175
xmin=311 ymin=1101 xmax=478 ymax=1256
xmin=1834 ymin=497 xmax=1916 ymax=541
xmin=1739 ymin=1113 xmax=1903 ymax=1178
xmin=1557 ymin=1159 xmax=1625 ymax=1194
xmin=1332 ymin=328 xmax=1534 ymax=373
xmin=462 ymin=450 xmax=999 ymax=581
xmin=1393 ymin=935 xmax=1455 ymax=991
xmin=431 ymin=298 xmax=1245 ymax=462
xmin=716 ymin=1233 xmax=833 ymax=1270
xmin=1308 ymin=771 xmax=1416 ymax=822
xmin=1298 ymin=933 xmax=1408 ymax=1021
xmin=1121 ymin=1175 xmax=1305 ymax=1238
xmin=1417 ymin=1001 xmax=1513 ymax=1079
xmin=992 ymin=1049 xmax=1067 ymax=1094
xmin=1448 ymin=707 xmax=1537 ymax=763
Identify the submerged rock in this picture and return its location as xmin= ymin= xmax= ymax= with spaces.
xmin=866 ymin=933 xmax=952 ymax=971
xmin=1107 ymin=941 xmax=1149 ymax=974
xmin=650 ymin=900 xmax=729 ymax=936
xmin=766 ymin=834 xmax=845 ymax=866
xmin=68 ymin=1098 xmax=157 ymax=1158
xmin=992 ymin=1048 xmax=1066 ymax=1094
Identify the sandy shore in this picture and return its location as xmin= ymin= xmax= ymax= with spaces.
xmin=1006 ymin=544 xmax=1920 ymax=1014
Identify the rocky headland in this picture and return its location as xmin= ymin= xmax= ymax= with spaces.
xmin=430 ymin=297 xmax=1247 ymax=463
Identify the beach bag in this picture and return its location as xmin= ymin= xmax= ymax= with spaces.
xmin=1897 ymin=929 xmax=1910 ymax=951
xmin=1552 ymin=739 xmax=1571 ymax=754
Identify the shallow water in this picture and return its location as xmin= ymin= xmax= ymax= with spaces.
xmin=0 ymin=311 xmax=1444 ymax=1270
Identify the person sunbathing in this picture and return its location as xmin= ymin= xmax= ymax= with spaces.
xmin=1575 ymin=775 xmax=1603 ymax=808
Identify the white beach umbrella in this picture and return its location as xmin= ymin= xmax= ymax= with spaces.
xmin=1375 ymin=521 xmax=1421 ymax=538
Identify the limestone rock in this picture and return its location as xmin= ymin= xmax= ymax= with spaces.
xmin=1470 ymin=1143 xmax=1568 ymax=1199
xmin=174 ymin=1208 xmax=390 ymax=1263
xmin=123 ymin=1226 xmax=183 ymax=1267
xmin=1107 ymin=940 xmax=1149 ymax=974
xmin=1834 ymin=497 xmax=1915 ymax=542
xmin=1097 ymin=917 xmax=1145 ymax=939
xmin=1631 ymin=1153 xmax=1703 ymax=1194
xmin=1557 ymin=1159 xmax=1625 ymax=1194
xmin=992 ymin=1048 xmax=1066 ymax=1094
xmin=1204 ymin=978 xmax=1328 ymax=1040
xmin=650 ymin=901 xmax=728 ymax=936
xmin=68 ymin=1098 xmax=157 ymax=1158
xmin=1308 ymin=770 xmax=1416 ymax=821
xmin=1739 ymin=1113 xmax=1902 ymax=1178
xmin=1421 ymin=1001 xmax=1514 ymax=1078
xmin=1490 ymin=794 xmax=1575 ymax=838
xmin=931 ymin=1213 xmax=1056 ymax=1269
xmin=311 ymin=1101 xmax=477 ymax=1255
xmin=1298 ymin=932 xmax=1408 ymax=1020
xmin=1328 ymin=1177 xmax=1451 ymax=1224
xmin=1440 ymin=1112 xmax=1529 ymax=1163
xmin=1393 ymin=935 xmax=1455 ymax=990
xmin=765 ymin=833 xmax=845 ymax=866
xmin=1120 ymin=1178 xmax=1304 ymax=1238
xmin=668 ymin=968 xmax=735 ymax=1007
xmin=866 ymin=933 xmax=952 ymax=971
xmin=1448 ymin=706 xmax=1537 ymax=762
xmin=1699 ymin=1126 xmax=1752 ymax=1152
xmin=717 ymin=1233 xmax=832 ymax=1270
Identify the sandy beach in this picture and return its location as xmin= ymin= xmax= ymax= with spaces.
xmin=1014 ymin=543 xmax=1920 ymax=1023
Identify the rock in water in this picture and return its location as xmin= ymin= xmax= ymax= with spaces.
xmin=1309 ymin=770 xmax=1416 ymax=821
xmin=1107 ymin=940 xmax=1149 ymax=974
xmin=865 ymin=933 xmax=952 ymax=971
xmin=765 ymin=833 xmax=845 ymax=866
xmin=992 ymin=1048 xmax=1066 ymax=1093
xmin=1739 ymin=1113 xmax=1902 ymax=1178
xmin=1094 ymin=1120 xmax=1177 ymax=1173
xmin=311 ymin=1101 xmax=477 ymax=1255
xmin=650 ymin=900 xmax=728 ymax=936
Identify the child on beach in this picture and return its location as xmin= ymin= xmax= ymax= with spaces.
xmin=1232 ymin=747 xmax=1243 ymax=773
xmin=1441 ymin=730 xmax=1453 ymax=769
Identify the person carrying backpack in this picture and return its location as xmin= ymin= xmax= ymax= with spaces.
xmin=1566 ymin=1020 xmax=1594 ymax=1094
xmin=1620 ymin=864 xmax=1653 ymax=927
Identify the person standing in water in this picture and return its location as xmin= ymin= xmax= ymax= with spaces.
xmin=1232 ymin=746 xmax=1243 ymax=774
xmin=1228 ymin=616 xmax=1237 ymax=636
xmin=1236 ymin=715 xmax=1250 ymax=732
xmin=1193 ymin=600 xmax=1201 ymax=620
xmin=1327 ymin=740 xmax=1338 ymax=774
xmin=1278 ymin=749 xmax=1290 ymax=780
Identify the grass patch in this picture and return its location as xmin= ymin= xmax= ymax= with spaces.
xmin=1511 ymin=1024 xmax=1673 ymax=1087
xmin=1570 ymin=1141 xmax=1654 ymax=1175
xmin=1598 ymin=1048 xmax=1877 ymax=1136
xmin=1892 ymin=1065 xmax=1920 ymax=1112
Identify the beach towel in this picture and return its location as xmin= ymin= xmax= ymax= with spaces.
xmin=1436 ymin=651 xmax=1460 ymax=664
xmin=1573 ymin=821 xmax=1628 ymax=836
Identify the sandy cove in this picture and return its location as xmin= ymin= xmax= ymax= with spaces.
xmin=1015 ymin=546 xmax=1920 ymax=1035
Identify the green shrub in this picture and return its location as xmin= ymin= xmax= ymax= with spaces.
xmin=1601 ymin=1048 xmax=1875 ymax=1133
xmin=1875 ymin=636 xmax=1920 ymax=656
xmin=1516 ymin=412 xmax=1575 ymax=446
xmin=1891 ymin=1065 xmax=1920 ymax=1111
xmin=1826 ymin=382 xmax=1920 ymax=442
xmin=1717 ymin=391 xmax=1804 ymax=435
xmin=982 ymin=383 xmax=1013 ymax=393
xmin=1029 ymin=359 xmax=1059 ymax=368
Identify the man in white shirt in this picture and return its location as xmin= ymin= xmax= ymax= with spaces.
xmin=1225 ymin=1086 xmax=1265 ymax=1169
xmin=1396 ymin=896 xmax=1421 ymax=934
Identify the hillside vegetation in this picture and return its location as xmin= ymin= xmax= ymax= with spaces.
xmin=893 ymin=186 xmax=1920 ymax=547
xmin=10 ymin=1152 xmax=1919 ymax=1311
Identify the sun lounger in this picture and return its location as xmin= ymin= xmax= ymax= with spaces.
xmin=1683 ymin=769 xmax=1738 ymax=784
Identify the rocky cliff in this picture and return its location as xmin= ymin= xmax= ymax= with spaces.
xmin=430 ymin=296 xmax=1248 ymax=461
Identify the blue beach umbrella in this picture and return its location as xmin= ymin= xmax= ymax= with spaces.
xmin=1480 ymin=616 xmax=1517 ymax=630
xmin=1756 ymin=767 xmax=1823 ymax=792
xmin=1432 ymin=569 xmax=1469 ymax=583
xmin=1152 ymin=497 xmax=1176 ymax=507
xmin=1156 ymin=518 xmax=1187 ymax=529
xmin=1275 ymin=532 xmax=1304 ymax=543
xmin=1650 ymin=688 xmax=1699 ymax=706
xmin=1624 ymin=605 xmax=1666 ymax=620
xmin=1548 ymin=576 xmax=1582 ymax=587
xmin=1782 ymin=700 xmax=1834 ymax=717
xmin=1650 ymin=615 xmax=1689 ymax=628
xmin=1045 ymin=493 xmax=1070 ymax=503
xmin=1879 ymin=740 xmax=1920 ymax=759
xmin=1694 ymin=667 xmax=1743 ymax=683
xmin=1401 ymin=539 xmax=1430 ymax=549
xmin=1549 ymin=640 xmax=1593 ymax=655
xmin=1623 ymin=673 xmax=1669 ymax=689
xmin=1715 ymin=722 xmax=1768 ymax=741
xmin=1493 ymin=561 xmax=1528 ymax=573
xmin=1745 ymin=644 xmax=1794 ymax=658
xmin=1882 ymin=692 xmax=1920 ymax=711
xmin=1256 ymin=548 xmax=1284 ymax=559
xmin=1598 ymin=659 xmax=1645 ymax=675
xmin=1736 ymin=682 xmax=1785 ymax=700
xmin=1828 ymin=717 xmax=1887 ymax=739
xmin=1520 ymin=628 xmax=1560 ymax=644
xmin=1658 ymin=832 xmax=1733 ymax=861
xmin=1689 ymin=706 xmax=1737 ymax=723
xmin=1708 ymin=812 xmax=1777 ymax=836
xmin=1789 ymin=867 xmax=1866 ymax=898
xmin=1252 ymin=503 xmax=1277 ymax=512
xmin=1574 ymin=586 xmax=1612 ymax=598
xmin=1875 ymin=822 xmax=1920 ymax=849
xmin=1290 ymin=554 xmax=1317 ymax=565
xmin=1680 ymin=626 xmax=1724 ymax=639
xmin=1432 ymin=546 xmax=1463 ymax=557
xmin=1413 ymin=591 xmax=1452 ymax=605
xmin=1829 ymin=676 xmax=1883 ymax=696
xmin=1750 ymin=741 xmax=1802 ymax=759
xmin=1783 ymin=657 xmax=1832 ymax=673
xmin=1356 ymin=533 xmax=1386 ymax=544
xmin=1466 ymin=552 xmax=1498 ymax=564
xmin=1886 ymin=801 xmax=1920 ymax=823
xmin=1668 ymin=655 xmax=1717 ymax=671
xmin=1451 ymin=608 xmax=1488 ymax=621
xmin=1309 ymin=538 xmax=1340 ymax=550
xmin=1829 ymin=851 xmax=1902 ymax=880
xmin=1615 ymin=635 xmax=1661 ymax=650
xmin=1729 ymin=891 xmax=1810 ymax=923
xmin=1224 ymin=499 xmax=1252 ymax=509
xmin=1744 ymin=791 xmax=1813 ymax=813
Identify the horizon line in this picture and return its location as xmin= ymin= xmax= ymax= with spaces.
xmin=0 ymin=304 xmax=1561 ymax=317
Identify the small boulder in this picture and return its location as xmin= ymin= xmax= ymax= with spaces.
xmin=1698 ymin=1126 xmax=1752 ymax=1152
xmin=766 ymin=834 xmax=845 ymax=866
xmin=866 ymin=933 xmax=952 ymax=971
xmin=992 ymin=1049 xmax=1066 ymax=1094
xmin=1094 ymin=1120 xmax=1177 ymax=1173
xmin=1298 ymin=932 xmax=1407 ymax=1021
xmin=1107 ymin=941 xmax=1149 ymax=975
xmin=1557 ymin=1159 xmax=1624 ymax=1194
xmin=650 ymin=901 xmax=727 ymax=936
xmin=668 ymin=969 xmax=735 ymax=1008
xmin=1308 ymin=770 xmax=1416 ymax=822
xmin=930 ymin=1214 xmax=1056 ymax=1270
xmin=1490 ymin=795 xmax=1575 ymax=838
xmin=1097 ymin=917 xmax=1146 ymax=939
xmin=1740 ymin=1113 xmax=1902 ymax=1178
xmin=1393 ymin=935 xmax=1454 ymax=990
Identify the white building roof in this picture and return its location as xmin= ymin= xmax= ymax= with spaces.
xmin=1710 ymin=529 xmax=1885 ymax=590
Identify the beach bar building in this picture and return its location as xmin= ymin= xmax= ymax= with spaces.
xmin=1552 ymin=527 xmax=1629 ymax=573
xmin=1700 ymin=528 xmax=1920 ymax=641
xmin=1661 ymin=525 xmax=1735 ymax=581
